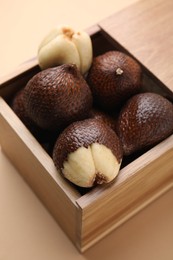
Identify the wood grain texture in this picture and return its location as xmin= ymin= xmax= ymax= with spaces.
xmin=0 ymin=97 xmax=80 ymax=244
xmin=77 ymin=136 xmax=173 ymax=251
xmin=99 ymin=0 xmax=173 ymax=93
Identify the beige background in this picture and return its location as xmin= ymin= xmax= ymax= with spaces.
xmin=1 ymin=0 xmax=173 ymax=259
xmin=1 ymin=0 xmax=136 ymax=77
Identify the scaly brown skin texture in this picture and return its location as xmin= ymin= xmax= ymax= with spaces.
xmin=11 ymin=89 xmax=39 ymax=134
xmin=116 ymin=92 xmax=173 ymax=156
xmin=11 ymin=89 xmax=59 ymax=154
xmin=23 ymin=64 xmax=93 ymax=131
xmin=89 ymin=108 xmax=118 ymax=133
xmin=87 ymin=51 xmax=142 ymax=111
xmin=53 ymin=118 xmax=123 ymax=171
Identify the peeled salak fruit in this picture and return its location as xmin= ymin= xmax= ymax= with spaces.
xmin=53 ymin=118 xmax=123 ymax=188
xmin=38 ymin=25 xmax=93 ymax=75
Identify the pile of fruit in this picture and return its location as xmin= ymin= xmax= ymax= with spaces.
xmin=11 ymin=26 xmax=173 ymax=188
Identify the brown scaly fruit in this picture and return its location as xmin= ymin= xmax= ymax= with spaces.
xmin=116 ymin=92 xmax=173 ymax=156
xmin=11 ymin=89 xmax=39 ymax=134
xmin=89 ymin=108 xmax=118 ymax=133
xmin=23 ymin=64 xmax=93 ymax=131
xmin=11 ymin=89 xmax=58 ymax=154
xmin=53 ymin=118 xmax=123 ymax=188
xmin=87 ymin=51 xmax=142 ymax=111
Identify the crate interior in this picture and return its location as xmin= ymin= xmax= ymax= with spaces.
xmin=1 ymin=29 xmax=173 ymax=197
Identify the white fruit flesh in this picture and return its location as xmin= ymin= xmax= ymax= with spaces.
xmin=63 ymin=146 xmax=95 ymax=187
xmin=91 ymin=143 xmax=120 ymax=184
xmin=62 ymin=143 xmax=121 ymax=187
xmin=38 ymin=25 xmax=92 ymax=74
xmin=72 ymin=31 xmax=93 ymax=75
xmin=38 ymin=34 xmax=80 ymax=70
xmin=38 ymin=27 xmax=65 ymax=51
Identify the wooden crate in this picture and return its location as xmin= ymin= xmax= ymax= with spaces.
xmin=0 ymin=0 xmax=173 ymax=252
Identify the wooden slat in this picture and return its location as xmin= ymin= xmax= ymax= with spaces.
xmin=0 ymin=97 xmax=80 ymax=244
xmin=99 ymin=0 xmax=173 ymax=93
xmin=0 ymin=58 xmax=38 ymax=86
xmin=77 ymin=135 xmax=173 ymax=251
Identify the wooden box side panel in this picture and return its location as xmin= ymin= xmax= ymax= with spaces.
xmin=77 ymin=136 xmax=173 ymax=251
xmin=0 ymin=97 xmax=80 ymax=244
xmin=0 ymin=61 xmax=40 ymax=100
